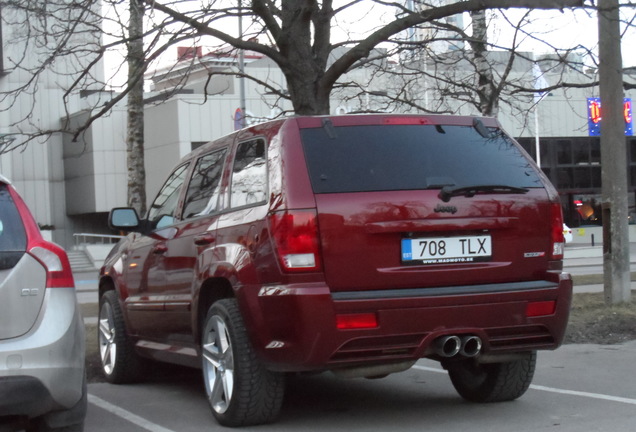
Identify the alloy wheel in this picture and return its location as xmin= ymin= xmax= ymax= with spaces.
xmin=98 ymin=301 xmax=117 ymax=375
xmin=202 ymin=315 xmax=235 ymax=414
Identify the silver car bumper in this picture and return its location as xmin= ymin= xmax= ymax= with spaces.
xmin=0 ymin=288 xmax=85 ymax=417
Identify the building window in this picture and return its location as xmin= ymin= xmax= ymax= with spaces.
xmin=572 ymin=141 xmax=589 ymax=165
xmin=571 ymin=194 xmax=602 ymax=226
xmin=590 ymin=139 xmax=601 ymax=164
xmin=556 ymin=139 xmax=572 ymax=165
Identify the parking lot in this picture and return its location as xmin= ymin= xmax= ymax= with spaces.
xmin=76 ymin=249 xmax=636 ymax=431
xmin=84 ymin=341 xmax=636 ymax=431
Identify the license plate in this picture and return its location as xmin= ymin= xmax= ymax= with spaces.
xmin=401 ymin=235 xmax=492 ymax=265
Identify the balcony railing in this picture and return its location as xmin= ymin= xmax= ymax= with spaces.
xmin=73 ymin=233 xmax=124 ymax=248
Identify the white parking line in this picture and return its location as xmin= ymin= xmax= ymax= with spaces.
xmin=529 ymin=385 xmax=636 ymax=405
xmin=413 ymin=365 xmax=636 ymax=406
xmin=88 ymin=394 xmax=177 ymax=432
xmin=89 ymin=366 xmax=635 ymax=431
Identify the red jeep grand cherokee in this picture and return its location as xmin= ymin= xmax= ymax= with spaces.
xmin=99 ymin=114 xmax=572 ymax=426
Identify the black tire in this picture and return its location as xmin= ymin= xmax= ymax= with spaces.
xmin=29 ymin=421 xmax=84 ymax=432
xmin=201 ymin=299 xmax=285 ymax=427
xmin=98 ymin=290 xmax=144 ymax=383
xmin=30 ymin=415 xmax=84 ymax=432
xmin=447 ymin=351 xmax=537 ymax=403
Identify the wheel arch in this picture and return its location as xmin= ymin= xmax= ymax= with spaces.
xmin=194 ymin=277 xmax=234 ymax=343
xmin=98 ymin=276 xmax=115 ymax=300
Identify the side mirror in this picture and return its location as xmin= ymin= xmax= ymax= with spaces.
xmin=109 ymin=208 xmax=140 ymax=231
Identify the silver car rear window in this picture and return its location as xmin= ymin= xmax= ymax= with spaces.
xmin=0 ymin=184 xmax=27 ymax=270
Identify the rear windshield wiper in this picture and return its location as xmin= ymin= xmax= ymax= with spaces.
xmin=439 ymin=184 xmax=529 ymax=202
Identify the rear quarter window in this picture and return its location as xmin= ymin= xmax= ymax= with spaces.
xmin=0 ymin=185 xmax=27 ymax=270
xmin=183 ymin=149 xmax=227 ymax=218
xmin=300 ymin=124 xmax=543 ymax=193
xmin=230 ymin=139 xmax=267 ymax=208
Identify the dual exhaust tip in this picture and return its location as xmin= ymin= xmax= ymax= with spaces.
xmin=434 ymin=335 xmax=482 ymax=358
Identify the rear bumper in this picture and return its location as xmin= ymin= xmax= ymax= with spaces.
xmin=240 ymin=274 xmax=573 ymax=372
xmin=0 ymin=288 xmax=85 ymax=418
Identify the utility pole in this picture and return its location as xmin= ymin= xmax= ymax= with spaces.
xmin=598 ymin=0 xmax=631 ymax=304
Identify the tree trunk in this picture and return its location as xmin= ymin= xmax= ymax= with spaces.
xmin=598 ymin=0 xmax=631 ymax=304
xmin=127 ymin=0 xmax=147 ymax=216
xmin=278 ymin=0 xmax=331 ymax=115
xmin=286 ymin=75 xmax=331 ymax=115
xmin=470 ymin=10 xmax=498 ymax=117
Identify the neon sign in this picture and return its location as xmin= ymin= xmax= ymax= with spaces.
xmin=587 ymin=98 xmax=633 ymax=136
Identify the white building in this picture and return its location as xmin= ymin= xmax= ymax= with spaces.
xmin=0 ymin=3 xmax=107 ymax=247
xmin=403 ymin=0 xmax=466 ymax=53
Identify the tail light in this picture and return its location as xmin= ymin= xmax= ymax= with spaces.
xmin=268 ymin=210 xmax=322 ymax=272
xmin=28 ymin=242 xmax=75 ymax=288
xmin=336 ymin=313 xmax=378 ymax=330
xmin=9 ymin=185 xmax=75 ymax=288
xmin=383 ymin=117 xmax=430 ymax=125
xmin=526 ymin=300 xmax=556 ymax=317
xmin=550 ymin=202 xmax=565 ymax=260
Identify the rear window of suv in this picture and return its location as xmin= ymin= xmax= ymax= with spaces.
xmin=0 ymin=184 xmax=27 ymax=270
xmin=300 ymin=124 xmax=543 ymax=194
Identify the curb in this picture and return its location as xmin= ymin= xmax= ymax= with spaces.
xmin=564 ymin=247 xmax=603 ymax=260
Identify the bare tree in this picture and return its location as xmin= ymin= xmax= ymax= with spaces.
xmin=365 ymin=6 xmax=598 ymax=122
xmin=469 ymin=9 xmax=498 ymax=116
xmin=1 ymin=0 xmax=588 ymax=133
xmin=0 ymin=0 xmax=103 ymax=151
xmin=127 ymin=0 xmax=147 ymax=215
xmin=141 ymin=0 xmax=583 ymax=116
xmin=0 ymin=0 xmax=585 ymax=216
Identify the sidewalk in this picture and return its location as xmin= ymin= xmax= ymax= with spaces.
xmin=565 ymin=243 xmax=636 ymax=294
xmin=74 ymin=271 xmax=99 ymax=325
xmin=564 ymin=244 xmax=604 ymax=260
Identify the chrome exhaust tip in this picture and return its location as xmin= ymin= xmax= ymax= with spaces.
xmin=460 ymin=335 xmax=482 ymax=357
xmin=435 ymin=335 xmax=462 ymax=358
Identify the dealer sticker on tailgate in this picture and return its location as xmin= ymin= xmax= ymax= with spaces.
xmin=401 ymin=235 xmax=492 ymax=265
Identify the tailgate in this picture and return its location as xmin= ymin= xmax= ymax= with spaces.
xmin=316 ymin=189 xmax=553 ymax=292
xmin=299 ymin=118 xmax=558 ymax=293
xmin=0 ymin=254 xmax=47 ymax=340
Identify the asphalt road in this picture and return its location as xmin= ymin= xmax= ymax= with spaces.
xmin=84 ymin=342 xmax=636 ymax=431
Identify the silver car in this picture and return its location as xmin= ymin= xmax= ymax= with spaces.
xmin=0 ymin=175 xmax=86 ymax=431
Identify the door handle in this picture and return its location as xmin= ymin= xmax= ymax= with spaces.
xmin=194 ymin=233 xmax=215 ymax=246
xmin=152 ymin=244 xmax=168 ymax=254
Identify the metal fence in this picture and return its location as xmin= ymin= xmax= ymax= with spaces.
xmin=73 ymin=233 xmax=124 ymax=248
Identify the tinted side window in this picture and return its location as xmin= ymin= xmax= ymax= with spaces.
xmin=183 ymin=149 xmax=227 ymax=218
xmin=147 ymin=164 xmax=189 ymax=229
xmin=301 ymin=125 xmax=543 ymax=194
xmin=230 ymin=139 xmax=267 ymax=207
xmin=0 ymin=185 xmax=27 ymax=270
